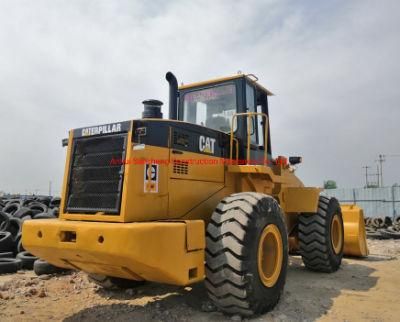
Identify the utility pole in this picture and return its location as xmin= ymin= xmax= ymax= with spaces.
xmin=376 ymin=154 xmax=385 ymax=187
xmin=48 ymin=180 xmax=52 ymax=196
xmin=362 ymin=166 xmax=370 ymax=188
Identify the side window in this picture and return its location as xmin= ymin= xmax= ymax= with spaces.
xmin=245 ymin=83 xmax=257 ymax=144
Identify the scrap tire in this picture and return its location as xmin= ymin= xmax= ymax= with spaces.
xmin=0 ymin=232 xmax=14 ymax=252
xmin=7 ymin=217 xmax=21 ymax=239
xmin=16 ymin=251 xmax=38 ymax=270
xmin=0 ymin=258 xmax=22 ymax=274
xmin=299 ymin=195 xmax=344 ymax=273
xmin=0 ymin=211 xmax=10 ymax=231
xmin=2 ymin=203 xmax=20 ymax=215
xmin=0 ymin=251 xmax=13 ymax=258
xmin=13 ymin=207 xmax=33 ymax=219
xmin=33 ymin=212 xmax=56 ymax=219
xmin=33 ymin=259 xmax=69 ymax=276
xmin=88 ymin=274 xmax=146 ymax=290
xmin=380 ymin=229 xmax=400 ymax=239
xmin=205 ymin=192 xmax=288 ymax=316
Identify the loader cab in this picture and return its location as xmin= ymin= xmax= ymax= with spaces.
xmin=178 ymin=74 xmax=273 ymax=163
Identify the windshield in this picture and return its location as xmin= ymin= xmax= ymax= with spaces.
xmin=182 ymin=83 xmax=237 ymax=133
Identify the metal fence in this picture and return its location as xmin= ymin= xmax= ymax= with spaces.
xmin=324 ymin=186 xmax=400 ymax=219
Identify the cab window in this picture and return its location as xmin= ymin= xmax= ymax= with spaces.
xmin=245 ymin=83 xmax=257 ymax=144
xmin=182 ymin=84 xmax=237 ymax=133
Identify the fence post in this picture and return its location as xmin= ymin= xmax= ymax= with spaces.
xmin=392 ymin=185 xmax=397 ymax=220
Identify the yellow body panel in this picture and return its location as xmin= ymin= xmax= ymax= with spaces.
xmin=22 ymin=219 xmax=205 ymax=285
xmin=281 ymin=187 xmax=321 ymax=213
xmin=121 ymin=145 xmax=170 ymax=221
xmin=168 ymin=150 xmax=225 ymax=217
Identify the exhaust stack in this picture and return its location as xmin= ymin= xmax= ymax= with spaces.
xmin=166 ymin=72 xmax=178 ymax=120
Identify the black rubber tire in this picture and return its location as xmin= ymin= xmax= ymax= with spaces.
xmin=33 ymin=212 xmax=56 ymax=219
xmin=0 ymin=211 xmax=10 ymax=232
xmin=33 ymin=259 xmax=69 ymax=276
xmin=298 ymin=196 xmax=344 ymax=273
xmin=88 ymin=274 xmax=146 ymax=290
xmin=366 ymin=230 xmax=383 ymax=239
xmin=49 ymin=197 xmax=61 ymax=208
xmin=0 ymin=258 xmax=22 ymax=274
xmin=5 ymin=199 xmax=22 ymax=207
xmin=13 ymin=207 xmax=33 ymax=219
xmin=16 ymin=251 xmax=38 ymax=270
xmin=48 ymin=207 xmax=59 ymax=218
xmin=28 ymin=202 xmax=48 ymax=213
xmin=7 ymin=217 xmax=21 ymax=239
xmin=2 ymin=203 xmax=20 ymax=215
xmin=380 ymin=229 xmax=400 ymax=239
xmin=17 ymin=236 xmax=25 ymax=254
xmin=0 ymin=251 xmax=14 ymax=258
xmin=205 ymin=192 xmax=288 ymax=316
xmin=36 ymin=196 xmax=51 ymax=206
xmin=21 ymin=215 xmax=32 ymax=222
xmin=14 ymin=232 xmax=22 ymax=254
xmin=22 ymin=199 xmax=35 ymax=207
xmin=0 ymin=231 xmax=14 ymax=252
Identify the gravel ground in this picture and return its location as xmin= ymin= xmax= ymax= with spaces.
xmin=0 ymin=239 xmax=399 ymax=322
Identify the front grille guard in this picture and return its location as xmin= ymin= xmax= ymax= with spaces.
xmin=64 ymin=133 xmax=128 ymax=215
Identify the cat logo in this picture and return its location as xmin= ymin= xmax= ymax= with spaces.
xmin=144 ymin=164 xmax=159 ymax=193
xmin=199 ymin=136 xmax=216 ymax=154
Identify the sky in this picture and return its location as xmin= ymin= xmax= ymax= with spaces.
xmin=0 ymin=0 xmax=399 ymax=195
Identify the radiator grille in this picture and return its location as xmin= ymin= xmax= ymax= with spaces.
xmin=173 ymin=160 xmax=189 ymax=175
xmin=66 ymin=133 xmax=127 ymax=214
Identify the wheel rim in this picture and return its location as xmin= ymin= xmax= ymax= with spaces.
xmin=257 ymin=224 xmax=283 ymax=287
xmin=331 ymin=214 xmax=343 ymax=254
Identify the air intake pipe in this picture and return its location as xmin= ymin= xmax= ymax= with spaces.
xmin=142 ymin=99 xmax=163 ymax=119
xmin=166 ymin=71 xmax=178 ymax=120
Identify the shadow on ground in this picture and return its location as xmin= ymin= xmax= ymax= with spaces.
xmin=63 ymin=257 xmax=378 ymax=322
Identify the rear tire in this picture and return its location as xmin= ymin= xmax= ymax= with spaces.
xmin=205 ymin=192 xmax=288 ymax=316
xmin=88 ymin=274 xmax=145 ymax=290
xmin=298 ymin=196 xmax=344 ymax=272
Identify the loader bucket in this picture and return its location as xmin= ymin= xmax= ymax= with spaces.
xmin=341 ymin=204 xmax=369 ymax=257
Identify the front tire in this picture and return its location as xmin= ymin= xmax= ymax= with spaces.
xmin=205 ymin=192 xmax=288 ymax=316
xmin=298 ymin=195 xmax=344 ymax=272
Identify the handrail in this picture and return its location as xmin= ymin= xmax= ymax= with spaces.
xmin=230 ymin=137 xmax=239 ymax=163
xmin=229 ymin=112 xmax=269 ymax=165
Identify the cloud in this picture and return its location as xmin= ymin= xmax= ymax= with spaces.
xmin=0 ymin=0 xmax=399 ymax=194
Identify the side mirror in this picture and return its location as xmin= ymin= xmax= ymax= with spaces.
xmin=289 ymin=156 xmax=302 ymax=165
xmin=62 ymin=138 xmax=68 ymax=147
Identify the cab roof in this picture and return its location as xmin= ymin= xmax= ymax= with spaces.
xmin=178 ymin=74 xmax=274 ymax=96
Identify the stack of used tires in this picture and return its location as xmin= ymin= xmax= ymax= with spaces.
xmin=364 ymin=216 xmax=400 ymax=239
xmin=0 ymin=195 xmax=68 ymax=275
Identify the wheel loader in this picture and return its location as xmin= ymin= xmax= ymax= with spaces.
xmin=22 ymin=72 xmax=368 ymax=316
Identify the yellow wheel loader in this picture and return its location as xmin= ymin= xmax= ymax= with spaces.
xmin=22 ymin=72 xmax=368 ymax=316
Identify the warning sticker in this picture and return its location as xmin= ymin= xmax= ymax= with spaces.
xmin=144 ymin=163 xmax=159 ymax=193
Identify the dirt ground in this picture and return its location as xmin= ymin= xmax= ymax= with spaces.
xmin=0 ymin=239 xmax=399 ymax=322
